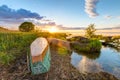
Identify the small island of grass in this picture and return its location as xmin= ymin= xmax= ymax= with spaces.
xmin=69 ymin=24 xmax=102 ymax=53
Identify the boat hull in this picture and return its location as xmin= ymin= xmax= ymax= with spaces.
xmin=29 ymin=46 xmax=51 ymax=75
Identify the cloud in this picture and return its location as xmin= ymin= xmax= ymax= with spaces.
xmin=104 ymin=15 xmax=120 ymax=19
xmin=0 ymin=5 xmax=48 ymax=29
xmin=104 ymin=15 xmax=112 ymax=19
xmin=0 ymin=5 xmax=66 ymax=30
xmin=85 ymin=0 xmax=99 ymax=18
xmin=0 ymin=5 xmax=43 ymax=19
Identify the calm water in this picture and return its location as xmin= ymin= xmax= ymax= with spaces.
xmin=71 ymin=46 xmax=120 ymax=78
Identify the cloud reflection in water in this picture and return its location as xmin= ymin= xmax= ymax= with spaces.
xmin=71 ymin=52 xmax=103 ymax=73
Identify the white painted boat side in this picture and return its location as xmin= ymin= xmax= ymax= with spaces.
xmin=30 ymin=37 xmax=48 ymax=56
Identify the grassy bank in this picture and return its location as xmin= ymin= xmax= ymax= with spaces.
xmin=0 ymin=43 xmax=118 ymax=80
xmin=71 ymin=39 xmax=102 ymax=53
xmin=0 ymin=32 xmax=67 ymax=65
xmin=0 ymin=32 xmax=38 ymax=65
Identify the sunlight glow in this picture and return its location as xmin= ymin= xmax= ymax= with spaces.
xmin=48 ymin=27 xmax=58 ymax=33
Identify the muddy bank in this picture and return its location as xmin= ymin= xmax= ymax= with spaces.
xmin=0 ymin=45 xmax=119 ymax=80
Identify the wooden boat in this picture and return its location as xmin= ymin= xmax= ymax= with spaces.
xmin=27 ymin=37 xmax=51 ymax=75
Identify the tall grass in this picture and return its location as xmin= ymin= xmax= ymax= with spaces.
xmin=0 ymin=32 xmax=67 ymax=65
xmin=0 ymin=32 xmax=38 ymax=65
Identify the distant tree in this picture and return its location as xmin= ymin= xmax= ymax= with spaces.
xmin=85 ymin=24 xmax=96 ymax=39
xmin=19 ymin=22 xmax=35 ymax=32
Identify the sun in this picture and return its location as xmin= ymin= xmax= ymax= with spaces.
xmin=48 ymin=27 xmax=58 ymax=33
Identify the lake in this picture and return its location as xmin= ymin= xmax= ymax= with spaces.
xmin=59 ymin=30 xmax=120 ymax=36
xmin=71 ymin=46 xmax=120 ymax=79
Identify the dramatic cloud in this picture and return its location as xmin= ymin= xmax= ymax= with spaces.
xmin=0 ymin=5 xmax=49 ymax=30
xmin=0 ymin=5 xmax=43 ymax=19
xmin=0 ymin=5 xmax=66 ymax=30
xmin=85 ymin=0 xmax=99 ymax=18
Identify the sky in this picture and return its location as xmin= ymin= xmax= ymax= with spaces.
xmin=0 ymin=0 xmax=120 ymax=30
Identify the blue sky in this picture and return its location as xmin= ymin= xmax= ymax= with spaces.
xmin=0 ymin=0 xmax=120 ymax=29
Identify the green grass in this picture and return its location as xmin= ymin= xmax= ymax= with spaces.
xmin=89 ymin=39 xmax=102 ymax=52
xmin=0 ymin=52 xmax=15 ymax=65
xmin=0 ymin=32 xmax=38 ymax=65
xmin=0 ymin=32 xmax=67 ymax=65
xmin=71 ymin=39 xmax=102 ymax=53
xmin=58 ymin=47 xmax=69 ymax=56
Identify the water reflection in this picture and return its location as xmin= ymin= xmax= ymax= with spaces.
xmin=73 ymin=49 xmax=101 ymax=60
xmin=71 ymin=52 xmax=103 ymax=73
xmin=106 ymin=45 xmax=120 ymax=52
xmin=71 ymin=46 xmax=120 ymax=78
xmin=103 ymin=44 xmax=120 ymax=52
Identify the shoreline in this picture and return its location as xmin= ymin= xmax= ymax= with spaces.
xmin=0 ymin=45 xmax=119 ymax=80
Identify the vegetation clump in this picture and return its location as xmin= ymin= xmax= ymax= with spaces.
xmin=71 ymin=24 xmax=102 ymax=53
xmin=71 ymin=39 xmax=102 ymax=53
xmin=89 ymin=39 xmax=102 ymax=52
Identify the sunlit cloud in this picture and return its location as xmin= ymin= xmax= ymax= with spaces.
xmin=85 ymin=0 xmax=99 ymax=18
